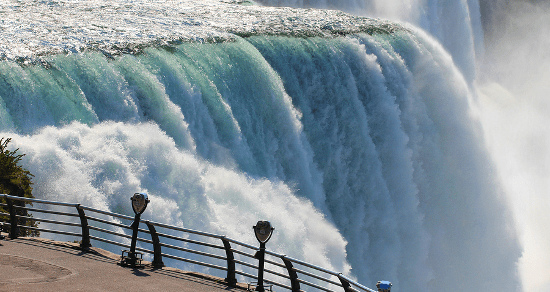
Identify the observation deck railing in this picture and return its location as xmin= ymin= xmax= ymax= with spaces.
xmin=0 ymin=194 xmax=377 ymax=292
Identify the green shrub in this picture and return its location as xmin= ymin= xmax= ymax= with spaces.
xmin=0 ymin=137 xmax=39 ymax=237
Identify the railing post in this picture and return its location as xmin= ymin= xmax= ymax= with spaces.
xmin=0 ymin=195 xmax=4 ymax=239
xmin=6 ymin=197 xmax=18 ymax=239
xmin=282 ymin=256 xmax=300 ymax=292
xmin=221 ymin=237 xmax=237 ymax=286
xmin=338 ymin=273 xmax=357 ymax=292
xmin=145 ymin=221 xmax=164 ymax=268
xmin=76 ymin=204 xmax=91 ymax=250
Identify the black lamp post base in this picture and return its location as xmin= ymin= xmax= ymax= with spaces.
xmin=151 ymin=259 xmax=165 ymax=269
xmin=119 ymin=250 xmax=145 ymax=268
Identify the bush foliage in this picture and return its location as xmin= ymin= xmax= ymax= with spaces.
xmin=0 ymin=137 xmax=39 ymax=237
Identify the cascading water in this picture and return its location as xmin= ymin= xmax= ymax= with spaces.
xmin=255 ymin=0 xmax=484 ymax=82
xmin=0 ymin=0 xmax=537 ymax=291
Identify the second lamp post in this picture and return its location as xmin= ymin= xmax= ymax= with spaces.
xmin=253 ymin=220 xmax=274 ymax=292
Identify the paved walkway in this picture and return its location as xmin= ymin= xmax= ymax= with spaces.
xmin=0 ymin=237 xmax=248 ymax=292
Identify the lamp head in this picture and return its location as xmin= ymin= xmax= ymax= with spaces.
xmin=376 ymin=281 xmax=392 ymax=292
xmin=253 ymin=220 xmax=274 ymax=244
xmin=131 ymin=193 xmax=149 ymax=215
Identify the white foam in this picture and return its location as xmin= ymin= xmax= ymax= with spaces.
xmin=0 ymin=0 xmax=398 ymax=61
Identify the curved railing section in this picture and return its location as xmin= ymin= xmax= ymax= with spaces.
xmin=0 ymin=194 xmax=381 ymax=292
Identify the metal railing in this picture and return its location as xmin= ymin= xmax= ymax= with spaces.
xmin=0 ymin=194 xmax=377 ymax=292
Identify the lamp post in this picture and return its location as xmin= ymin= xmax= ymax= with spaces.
xmin=120 ymin=193 xmax=149 ymax=268
xmin=253 ymin=221 xmax=274 ymax=292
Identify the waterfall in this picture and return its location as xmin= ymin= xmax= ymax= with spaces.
xmin=0 ymin=1 xmax=531 ymax=291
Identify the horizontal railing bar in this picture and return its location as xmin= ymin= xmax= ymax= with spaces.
xmin=18 ymin=206 xmax=80 ymax=218
xmin=86 ymin=216 xmax=149 ymax=235
xmin=261 ymin=279 xmax=293 ymax=291
xmin=137 ymin=237 xmax=153 ymax=245
xmin=266 ymin=280 xmax=293 ymax=291
xmin=234 ymin=258 xmax=258 ymax=270
xmin=89 ymin=225 xmax=132 ymax=240
xmin=89 ymin=236 xmax=155 ymax=260
xmin=264 ymin=258 xmax=287 ymax=270
xmin=352 ymin=283 xmax=378 ymax=292
xmin=88 ymin=225 xmax=152 ymax=246
xmin=230 ymin=248 xmax=257 ymax=259
xmin=232 ymin=251 xmax=289 ymax=271
xmin=297 ymin=278 xmax=334 ymax=292
xmin=15 ymin=215 xmax=81 ymax=228
xmin=86 ymin=216 xmax=130 ymax=230
xmin=89 ymin=235 xmax=130 ymax=249
xmin=134 ymin=246 xmax=154 ymax=255
xmin=279 ymin=255 xmax=340 ymax=277
xmin=137 ymin=227 xmax=151 ymax=234
xmin=156 ymin=232 xmax=224 ymax=250
xmin=234 ymin=269 xmax=258 ymax=280
xmin=159 ymin=242 xmax=226 ymax=261
xmin=223 ymin=237 xmax=258 ymax=251
xmin=79 ymin=206 xmax=134 ymax=221
xmin=19 ymin=226 xmax=81 ymax=237
xmin=146 ymin=220 xmax=222 ymax=240
xmin=1 ymin=194 xmax=78 ymax=207
xmin=161 ymin=253 xmax=227 ymax=271
xmin=263 ymin=267 xmax=291 ymax=280
xmin=233 ymin=270 xmax=292 ymax=291
xmin=340 ymin=274 xmax=377 ymax=292
xmin=263 ymin=249 xmax=288 ymax=260
xmin=139 ymin=227 xmax=152 ymax=234
xmin=293 ymin=267 xmax=342 ymax=287
xmin=90 ymin=237 xmax=154 ymax=256
xmin=234 ymin=261 xmax=297 ymax=287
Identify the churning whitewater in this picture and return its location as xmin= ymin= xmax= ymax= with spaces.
xmin=0 ymin=1 xmax=521 ymax=292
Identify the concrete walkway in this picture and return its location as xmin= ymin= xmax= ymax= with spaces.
xmin=0 ymin=237 xmax=248 ymax=292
